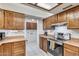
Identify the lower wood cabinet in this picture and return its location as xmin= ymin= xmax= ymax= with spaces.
xmin=12 ymin=41 xmax=25 ymax=56
xmin=3 ymin=43 xmax=12 ymax=56
xmin=64 ymin=43 xmax=79 ymax=56
xmin=64 ymin=48 xmax=78 ymax=56
xmin=39 ymin=37 xmax=48 ymax=53
xmin=0 ymin=45 xmax=3 ymax=56
xmin=0 ymin=41 xmax=26 ymax=56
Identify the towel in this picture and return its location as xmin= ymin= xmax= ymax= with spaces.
xmin=49 ymin=40 xmax=55 ymax=50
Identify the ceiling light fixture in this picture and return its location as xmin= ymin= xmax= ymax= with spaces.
xmin=37 ymin=3 xmax=58 ymax=10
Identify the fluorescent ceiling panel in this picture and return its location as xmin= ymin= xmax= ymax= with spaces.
xmin=37 ymin=3 xmax=58 ymax=10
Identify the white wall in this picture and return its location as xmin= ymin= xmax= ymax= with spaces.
xmin=37 ymin=19 xmax=43 ymax=45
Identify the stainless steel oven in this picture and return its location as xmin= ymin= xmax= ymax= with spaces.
xmin=54 ymin=40 xmax=64 ymax=56
xmin=48 ymin=39 xmax=64 ymax=56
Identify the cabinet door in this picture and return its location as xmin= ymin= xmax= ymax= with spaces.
xmin=12 ymin=41 xmax=25 ymax=56
xmin=43 ymin=19 xmax=47 ymax=29
xmin=4 ymin=10 xmax=15 ymax=30
xmin=0 ymin=9 xmax=4 ymax=29
xmin=26 ymin=22 xmax=30 ymax=29
xmin=39 ymin=37 xmax=43 ymax=49
xmin=3 ymin=43 xmax=12 ymax=56
xmin=74 ymin=6 xmax=79 ymax=28
xmin=42 ymin=37 xmax=48 ymax=53
xmin=58 ymin=11 xmax=66 ymax=23
xmin=43 ymin=14 xmax=57 ymax=29
xmin=0 ymin=45 xmax=3 ymax=56
xmin=67 ymin=7 xmax=79 ymax=29
xmin=64 ymin=48 xmax=78 ymax=56
xmin=46 ymin=18 xmax=51 ymax=29
xmin=14 ymin=13 xmax=25 ymax=30
xmin=51 ymin=14 xmax=58 ymax=24
xmin=26 ymin=22 xmax=37 ymax=30
xmin=33 ymin=23 xmax=37 ymax=29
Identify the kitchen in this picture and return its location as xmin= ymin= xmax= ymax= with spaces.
xmin=0 ymin=3 xmax=79 ymax=56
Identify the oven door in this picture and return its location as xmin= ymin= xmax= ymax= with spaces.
xmin=54 ymin=42 xmax=64 ymax=56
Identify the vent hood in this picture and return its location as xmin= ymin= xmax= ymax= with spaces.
xmin=51 ymin=22 xmax=67 ymax=27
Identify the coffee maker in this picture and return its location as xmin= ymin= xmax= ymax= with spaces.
xmin=0 ymin=32 xmax=5 ymax=40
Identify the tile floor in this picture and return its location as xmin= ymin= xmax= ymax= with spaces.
xmin=27 ymin=40 xmax=53 ymax=56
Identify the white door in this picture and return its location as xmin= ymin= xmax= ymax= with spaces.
xmin=26 ymin=30 xmax=37 ymax=43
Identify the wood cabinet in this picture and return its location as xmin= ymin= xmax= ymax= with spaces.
xmin=39 ymin=37 xmax=48 ymax=52
xmin=14 ymin=13 xmax=25 ymax=30
xmin=39 ymin=37 xmax=43 ymax=49
xmin=3 ymin=43 xmax=12 ymax=56
xmin=12 ymin=41 xmax=25 ymax=56
xmin=43 ymin=6 xmax=79 ymax=30
xmin=0 ymin=41 xmax=26 ymax=56
xmin=0 ymin=9 xmax=4 ymax=29
xmin=64 ymin=43 xmax=79 ymax=56
xmin=4 ymin=10 xmax=25 ymax=30
xmin=4 ymin=10 xmax=15 ymax=30
xmin=43 ymin=19 xmax=48 ymax=29
xmin=43 ymin=14 xmax=57 ymax=29
xmin=43 ymin=11 xmax=67 ymax=29
xmin=67 ymin=6 xmax=79 ymax=29
xmin=64 ymin=48 xmax=78 ymax=56
xmin=58 ymin=11 xmax=66 ymax=23
xmin=26 ymin=22 xmax=37 ymax=30
xmin=0 ymin=45 xmax=3 ymax=56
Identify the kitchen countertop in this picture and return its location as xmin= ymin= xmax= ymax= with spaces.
xmin=40 ymin=34 xmax=55 ymax=39
xmin=0 ymin=36 xmax=26 ymax=45
xmin=40 ymin=34 xmax=79 ymax=48
xmin=40 ymin=34 xmax=67 ymax=42
xmin=64 ymin=38 xmax=79 ymax=47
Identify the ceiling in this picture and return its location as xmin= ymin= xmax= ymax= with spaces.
xmin=21 ymin=3 xmax=79 ymax=18
xmin=26 ymin=3 xmax=61 ymax=11
xmin=0 ymin=3 xmax=79 ymax=19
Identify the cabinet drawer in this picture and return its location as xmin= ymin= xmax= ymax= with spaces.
xmin=13 ymin=41 xmax=25 ymax=45
xmin=64 ymin=43 xmax=79 ymax=52
xmin=12 ymin=52 xmax=25 ymax=56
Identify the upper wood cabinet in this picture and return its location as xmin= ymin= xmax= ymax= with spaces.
xmin=43 ymin=6 xmax=79 ymax=30
xmin=4 ymin=10 xmax=15 ymax=30
xmin=14 ymin=13 xmax=25 ymax=30
xmin=43 ymin=19 xmax=48 ymax=29
xmin=26 ymin=22 xmax=37 ymax=30
xmin=43 ymin=14 xmax=57 ymax=29
xmin=58 ymin=11 xmax=67 ymax=23
xmin=67 ymin=6 xmax=79 ymax=29
xmin=4 ymin=10 xmax=25 ymax=30
xmin=0 ymin=9 xmax=4 ymax=29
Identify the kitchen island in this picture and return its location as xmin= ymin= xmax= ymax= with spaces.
xmin=0 ymin=36 xmax=26 ymax=56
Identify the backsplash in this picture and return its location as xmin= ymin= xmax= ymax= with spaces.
xmin=44 ymin=25 xmax=79 ymax=38
xmin=0 ymin=30 xmax=24 ymax=37
xmin=5 ymin=30 xmax=24 ymax=37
